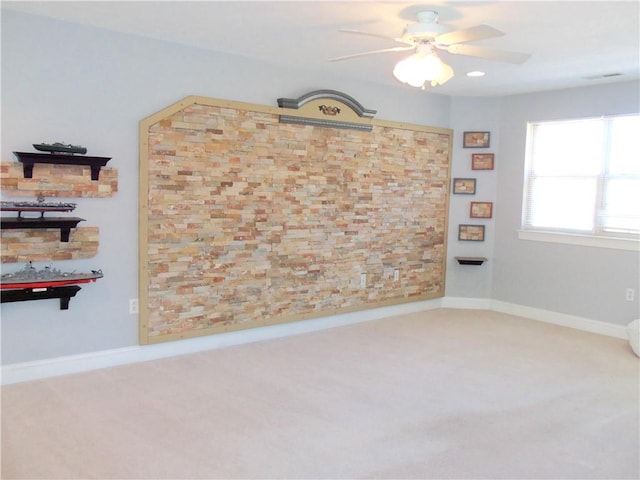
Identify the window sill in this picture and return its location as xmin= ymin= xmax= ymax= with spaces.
xmin=517 ymin=230 xmax=640 ymax=251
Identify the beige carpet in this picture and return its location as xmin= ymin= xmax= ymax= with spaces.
xmin=2 ymin=308 xmax=639 ymax=479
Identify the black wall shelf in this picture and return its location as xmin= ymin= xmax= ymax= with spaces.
xmin=455 ymin=256 xmax=487 ymax=266
xmin=1 ymin=217 xmax=85 ymax=242
xmin=1 ymin=285 xmax=82 ymax=310
xmin=14 ymin=152 xmax=112 ymax=181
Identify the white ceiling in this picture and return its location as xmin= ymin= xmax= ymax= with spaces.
xmin=3 ymin=1 xmax=639 ymax=97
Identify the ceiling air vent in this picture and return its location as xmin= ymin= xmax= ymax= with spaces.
xmin=584 ymin=73 xmax=623 ymax=80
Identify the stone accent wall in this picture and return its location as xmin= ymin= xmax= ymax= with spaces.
xmin=1 ymin=227 xmax=99 ymax=263
xmin=141 ymin=97 xmax=451 ymax=343
xmin=0 ymin=162 xmax=118 ymax=197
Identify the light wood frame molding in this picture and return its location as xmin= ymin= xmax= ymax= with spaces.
xmin=138 ymin=96 xmax=453 ymax=344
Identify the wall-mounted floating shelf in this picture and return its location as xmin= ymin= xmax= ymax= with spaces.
xmin=1 ymin=217 xmax=85 ymax=242
xmin=13 ymin=152 xmax=112 ymax=181
xmin=1 ymin=285 xmax=82 ymax=310
xmin=455 ymin=256 xmax=487 ymax=266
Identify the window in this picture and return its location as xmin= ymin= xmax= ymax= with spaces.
xmin=522 ymin=114 xmax=640 ymax=246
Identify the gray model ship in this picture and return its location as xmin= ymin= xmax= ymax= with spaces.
xmin=0 ymin=196 xmax=76 ymax=218
xmin=33 ymin=142 xmax=87 ymax=155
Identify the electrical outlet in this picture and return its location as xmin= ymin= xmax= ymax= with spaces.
xmin=394 ymin=269 xmax=400 ymax=281
xmin=129 ymin=298 xmax=139 ymax=314
xmin=360 ymin=273 xmax=367 ymax=288
xmin=625 ymin=288 xmax=635 ymax=302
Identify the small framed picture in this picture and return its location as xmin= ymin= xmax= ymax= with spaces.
xmin=458 ymin=224 xmax=485 ymax=241
xmin=463 ymin=131 xmax=490 ymax=148
xmin=453 ymin=178 xmax=476 ymax=195
xmin=470 ymin=201 xmax=493 ymax=219
xmin=471 ymin=153 xmax=495 ymax=170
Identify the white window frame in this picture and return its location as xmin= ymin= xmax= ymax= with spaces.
xmin=520 ymin=114 xmax=640 ymax=251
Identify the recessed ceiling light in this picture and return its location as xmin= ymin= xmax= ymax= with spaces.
xmin=467 ymin=71 xmax=485 ymax=77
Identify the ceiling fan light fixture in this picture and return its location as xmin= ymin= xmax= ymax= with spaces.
xmin=335 ymin=10 xmax=529 ymax=90
xmin=393 ymin=48 xmax=451 ymax=88
xmin=393 ymin=54 xmax=422 ymax=86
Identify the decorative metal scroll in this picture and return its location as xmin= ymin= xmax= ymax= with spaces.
xmin=277 ymin=90 xmax=377 ymax=131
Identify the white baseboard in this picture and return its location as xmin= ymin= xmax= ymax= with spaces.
xmin=1 ymin=298 xmax=444 ymax=385
xmin=440 ymin=296 xmax=492 ymax=310
xmin=1 ymin=297 xmax=629 ymax=385
xmin=489 ymin=300 xmax=628 ymax=339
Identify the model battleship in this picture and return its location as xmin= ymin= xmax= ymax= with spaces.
xmin=0 ymin=196 xmax=77 ymax=218
xmin=1 ymin=262 xmax=103 ymax=290
xmin=33 ymin=142 xmax=87 ymax=155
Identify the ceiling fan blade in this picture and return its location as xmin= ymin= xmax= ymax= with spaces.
xmin=446 ymin=44 xmax=531 ymax=64
xmin=339 ymin=28 xmax=408 ymax=44
xmin=328 ymin=46 xmax=414 ymax=62
xmin=434 ymin=24 xmax=504 ymax=46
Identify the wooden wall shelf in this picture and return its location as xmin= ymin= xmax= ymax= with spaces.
xmin=1 ymin=217 xmax=85 ymax=242
xmin=1 ymin=285 xmax=82 ymax=310
xmin=14 ymin=152 xmax=112 ymax=181
xmin=455 ymin=256 xmax=487 ymax=266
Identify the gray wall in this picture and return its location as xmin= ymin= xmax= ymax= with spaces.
xmin=0 ymin=10 xmax=450 ymax=364
xmin=2 ymin=9 xmax=638 ymax=366
xmin=445 ymin=96 xmax=502 ymax=298
xmin=446 ymin=82 xmax=640 ymax=327
xmin=493 ymin=82 xmax=640 ymax=324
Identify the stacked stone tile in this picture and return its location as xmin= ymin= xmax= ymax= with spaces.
xmin=145 ymin=103 xmax=450 ymax=339
xmin=1 ymin=227 xmax=99 ymax=263
xmin=0 ymin=162 xmax=118 ymax=263
xmin=1 ymin=162 xmax=115 ymax=262
xmin=0 ymin=162 xmax=118 ymax=198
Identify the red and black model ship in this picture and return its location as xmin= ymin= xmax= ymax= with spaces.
xmin=1 ymin=262 xmax=103 ymax=310
xmin=1 ymin=262 xmax=103 ymax=290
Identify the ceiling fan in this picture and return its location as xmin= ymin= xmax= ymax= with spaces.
xmin=329 ymin=10 xmax=531 ymax=88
